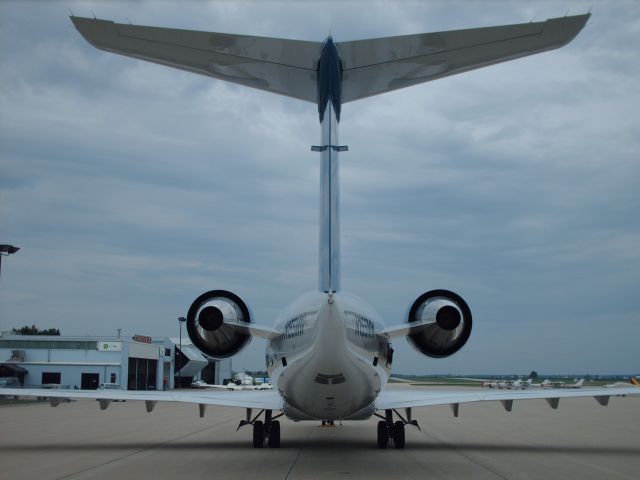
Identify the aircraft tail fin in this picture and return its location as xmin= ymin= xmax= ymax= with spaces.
xmin=70 ymin=16 xmax=320 ymax=102
xmin=339 ymin=14 xmax=590 ymax=103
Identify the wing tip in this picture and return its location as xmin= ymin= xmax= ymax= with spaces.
xmin=69 ymin=15 xmax=116 ymax=48
xmin=544 ymin=13 xmax=591 ymax=47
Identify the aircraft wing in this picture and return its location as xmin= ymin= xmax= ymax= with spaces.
xmin=376 ymin=386 xmax=640 ymax=412
xmin=70 ymin=16 xmax=320 ymax=102
xmin=339 ymin=14 xmax=590 ymax=102
xmin=0 ymin=388 xmax=282 ymax=411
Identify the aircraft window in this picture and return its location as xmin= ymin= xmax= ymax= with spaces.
xmin=344 ymin=311 xmax=375 ymax=338
xmin=284 ymin=311 xmax=316 ymax=339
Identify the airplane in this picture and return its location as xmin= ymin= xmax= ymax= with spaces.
xmin=191 ymin=379 xmax=273 ymax=391
xmin=559 ymin=378 xmax=585 ymax=389
xmin=480 ymin=378 xmax=527 ymax=390
xmin=3 ymin=12 xmax=640 ymax=450
xmin=526 ymin=379 xmax=552 ymax=388
xmin=604 ymin=377 xmax=640 ymax=388
xmin=539 ymin=378 xmax=586 ymax=389
xmin=449 ymin=377 xmax=526 ymax=389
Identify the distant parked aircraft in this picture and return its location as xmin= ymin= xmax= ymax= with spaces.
xmin=526 ymin=379 xmax=552 ymax=389
xmin=191 ymin=380 xmax=273 ymax=391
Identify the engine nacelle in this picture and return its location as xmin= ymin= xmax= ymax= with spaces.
xmin=406 ymin=289 xmax=472 ymax=358
xmin=186 ymin=290 xmax=252 ymax=359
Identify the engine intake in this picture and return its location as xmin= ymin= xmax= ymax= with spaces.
xmin=406 ymin=289 xmax=472 ymax=358
xmin=186 ymin=290 xmax=252 ymax=359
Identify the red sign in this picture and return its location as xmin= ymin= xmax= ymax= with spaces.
xmin=132 ymin=334 xmax=152 ymax=344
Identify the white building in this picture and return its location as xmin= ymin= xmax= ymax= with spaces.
xmin=0 ymin=334 xmax=231 ymax=390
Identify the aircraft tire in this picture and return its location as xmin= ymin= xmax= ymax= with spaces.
xmin=268 ymin=420 xmax=281 ymax=448
xmin=393 ymin=421 xmax=405 ymax=449
xmin=377 ymin=420 xmax=389 ymax=449
xmin=253 ymin=421 xmax=264 ymax=448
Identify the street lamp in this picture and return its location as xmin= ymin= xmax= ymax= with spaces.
xmin=177 ymin=316 xmax=186 ymax=387
xmin=0 ymin=245 xmax=20 ymax=282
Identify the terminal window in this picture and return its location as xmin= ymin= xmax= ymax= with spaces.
xmin=42 ymin=372 xmax=61 ymax=385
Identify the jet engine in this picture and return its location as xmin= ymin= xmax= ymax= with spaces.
xmin=406 ymin=289 xmax=472 ymax=358
xmin=186 ymin=290 xmax=252 ymax=359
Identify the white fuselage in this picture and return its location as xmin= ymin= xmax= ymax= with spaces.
xmin=266 ymin=59 xmax=391 ymax=421
xmin=266 ymin=291 xmax=391 ymax=421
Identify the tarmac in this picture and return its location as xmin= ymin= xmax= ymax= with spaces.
xmin=1 ymin=387 xmax=639 ymax=480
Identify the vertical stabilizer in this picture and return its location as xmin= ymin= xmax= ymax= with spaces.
xmin=317 ymin=38 xmax=343 ymax=293
xmin=318 ymin=102 xmax=341 ymax=293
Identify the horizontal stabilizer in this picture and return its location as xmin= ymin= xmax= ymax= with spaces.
xmin=339 ymin=14 xmax=590 ymax=102
xmin=71 ymin=16 xmax=320 ymax=102
xmin=72 ymin=14 xmax=589 ymax=108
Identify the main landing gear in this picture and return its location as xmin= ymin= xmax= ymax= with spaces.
xmin=238 ymin=409 xmax=283 ymax=448
xmin=375 ymin=409 xmax=419 ymax=449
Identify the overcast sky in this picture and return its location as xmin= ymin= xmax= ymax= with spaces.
xmin=1 ymin=1 xmax=638 ymax=375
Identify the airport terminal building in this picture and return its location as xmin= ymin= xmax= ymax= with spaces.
xmin=0 ymin=334 xmax=231 ymax=390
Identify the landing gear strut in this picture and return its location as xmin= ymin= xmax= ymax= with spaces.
xmin=239 ymin=409 xmax=283 ymax=448
xmin=375 ymin=408 xmax=418 ymax=449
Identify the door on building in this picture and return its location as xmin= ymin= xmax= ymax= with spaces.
xmin=81 ymin=373 xmax=99 ymax=390
xmin=128 ymin=358 xmax=158 ymax=390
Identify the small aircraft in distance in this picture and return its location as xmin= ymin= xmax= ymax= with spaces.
xmin=191 ymin=380 xmax=274 ymax=391
xmin=525 ymin=379 xmax=552 ymax=389
xmin=536 ymin=378 xmax=586 ymax=389
xmin=604 ymin=377 xmax=640 ymax=388
xmin=481 ymin=379 xmax=529 ymax=390
xmin=559 ymin=379 xmax=585 ymax=389
xmin=442 ymin=377 xmax=530 ymax=389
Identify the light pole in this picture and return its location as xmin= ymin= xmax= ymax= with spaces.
xmin=0 ymin=245 xmax=20 ymax=282
xmin=177 ymin=316 xmax=186 ymax=387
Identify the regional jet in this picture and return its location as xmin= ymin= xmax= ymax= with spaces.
xmin=3 ymin=12 xmax=639 ymax=449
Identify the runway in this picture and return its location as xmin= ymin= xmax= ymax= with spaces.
xmin=1 ymin=388 xmax=639 ymax=480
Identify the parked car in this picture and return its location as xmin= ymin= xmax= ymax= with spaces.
xmin=96 ymin=383 xmax=126 ymax=401
xmin=0 ymin=377 xmax=21 ymax=388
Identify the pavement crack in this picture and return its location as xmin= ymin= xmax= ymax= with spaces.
xmin=283 ymin=426 xmax=314 ymax=480
xmin=53 ymin=417 xmax=237 ymax=480
xmin=419 ymin=428 xmax=510 ymax=480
